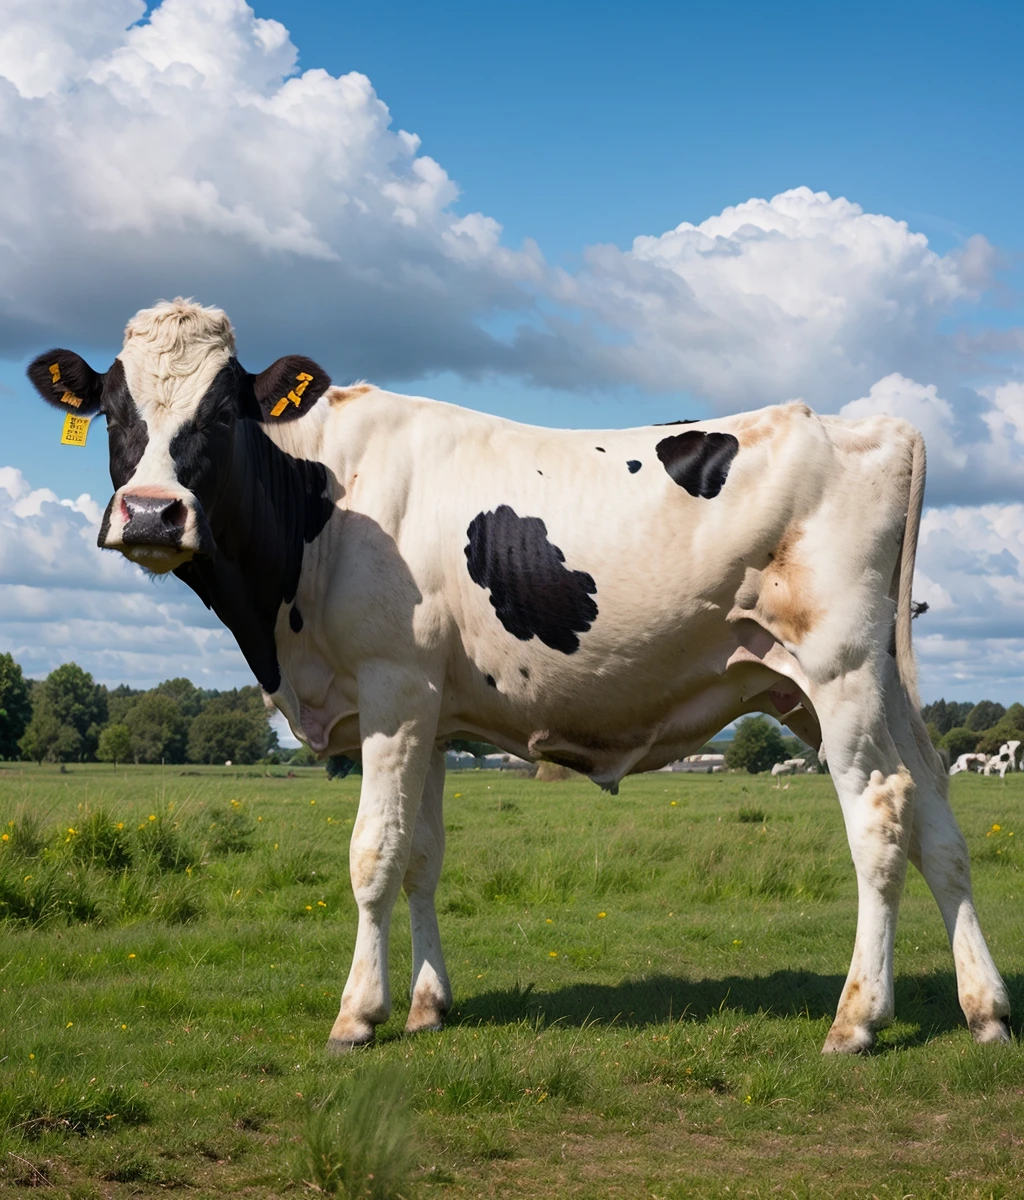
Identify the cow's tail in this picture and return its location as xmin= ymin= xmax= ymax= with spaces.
xmin=894 ymin=429 xmax=926 ymax=707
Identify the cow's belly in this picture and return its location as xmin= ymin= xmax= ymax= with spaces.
xmin=436 ymin=622 xmax=789 ymax=788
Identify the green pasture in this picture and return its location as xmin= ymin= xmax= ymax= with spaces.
xmin=1 ymin=762 xmax=1022 ymax=1199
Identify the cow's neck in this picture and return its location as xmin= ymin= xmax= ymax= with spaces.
xmin=174 ymin=420 xmax=334 ymax=693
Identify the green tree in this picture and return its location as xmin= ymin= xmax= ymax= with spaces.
xmin=921 ymin=699 xmax=974 ymax=736
xmin=965 ymin=701 xmax=1006 ymax=732
xmin=124 ymin=692 xmax=189 ymax=763
xmin=0 ymin=653 xmax=31 ymax=759
xmin=154 ymin=677 xmax=203 ymax=718
xmin=97 ymin=723 xmax=133 ymax=766
xmin=106 ymin=684 xmax=142 ymax=726
xmin=725 ymin=716 xmax=788 ymax=774
xmin=975 ymin=719 xmax=1024 ymax=756
xmin=1002 ymin=703 xmax=1024 ymax=732
xmin=18 ymin=663 xmax=106 ymax=763
xmin=942 ymin=726 xmax=980 ymax=760
xmin=289 ymin=745 xmax=320 ymax=767
xmin=187 ymin=708 xmax=275 ymax=764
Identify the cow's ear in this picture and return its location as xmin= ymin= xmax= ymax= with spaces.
xmin=253 ymin=355 xmax=330 ymax=423
xmin=26 ymin=349 xmax=104 ymax=414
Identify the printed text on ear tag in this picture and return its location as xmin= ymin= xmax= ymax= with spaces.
xmin=61 ymin=413 xmax=91 ymax=447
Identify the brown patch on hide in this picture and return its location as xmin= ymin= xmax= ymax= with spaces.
xmin=865 ymin=767 xmax=914 ymax=845
xmin=328 ymin=383 xmax=375 ymax=406
xmin=755 ymin=525 xmax=821 ymax=644
xmin=352 ymin=847 xmax=381 ymax=891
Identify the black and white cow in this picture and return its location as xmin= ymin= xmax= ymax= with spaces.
xmin=27 ymin=299 xmax=1010 ymax=1054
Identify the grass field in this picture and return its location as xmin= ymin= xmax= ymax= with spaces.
xmin=1 ymin=762 xmax=1022 ymax=1199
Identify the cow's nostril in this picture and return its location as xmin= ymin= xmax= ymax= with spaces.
xmin=163 ymin=499 xmax=187 ymax=528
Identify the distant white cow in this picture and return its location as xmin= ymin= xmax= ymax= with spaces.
xmin=984 ymin=742 xmax=1021 ymax=779
xmin=771 ymin=757 xmax=807 ymax=787
xmin=950 ymin=753 xmax=989 ymax=776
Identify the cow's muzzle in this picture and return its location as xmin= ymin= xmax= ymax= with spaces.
xmin=99 ymin=487 xmax=215 ymax=573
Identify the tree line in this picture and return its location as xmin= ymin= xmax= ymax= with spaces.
xmin=0 ymin=654 xmax=280 ymax=766
xmin=2 ymin=650 xmax=1021 ymax=770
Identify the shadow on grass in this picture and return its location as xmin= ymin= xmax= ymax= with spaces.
xmin=452 ymin=970 xmax=1024 ymax=1044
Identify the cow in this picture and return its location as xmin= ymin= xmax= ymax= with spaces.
xmin=984 ymin=742 xmax=1021 ymax=779
xmin=771 ymin=757 xmax=806 ymax=786
xmin=951 ymin=752 xmax=989 ymax=777
xmin=26 ymin=299 xmax=1010 ymax=1055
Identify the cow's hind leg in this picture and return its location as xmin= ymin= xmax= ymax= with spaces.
xmin=809 ymin=658 xmax=914 ymax=1054
xmin=403 ymin=746 xmax=452 ymax=1034
xmin=886 ymin=690 xmax=1010 ymax=1043
xmin=327 ymin=666 xmax=440 ymax=1053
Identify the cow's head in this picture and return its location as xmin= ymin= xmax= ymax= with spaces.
xmin=27 ymin=300 xmax=331 ymax=573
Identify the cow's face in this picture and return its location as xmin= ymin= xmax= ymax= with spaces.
xmin=27 ymin=300 xmax=330 ymax=573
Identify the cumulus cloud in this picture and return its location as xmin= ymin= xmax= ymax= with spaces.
xmin=0 ymin=466 xmax=251 ymax=688
xmin=1 ymin=0 xmax=1014 ymax=416
xmin=519 ymin=188 xmax=996 ymax=406
xmin=0 ymin=0 xmax=541 ymax=375
xmin=840 ymin=375 xmax=1024 ymax=505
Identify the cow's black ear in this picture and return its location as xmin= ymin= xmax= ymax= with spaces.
xmin=253 ymin=356 xmax=330 ymax=423
xmin=26 ymin=349 xmax=104 ymax=414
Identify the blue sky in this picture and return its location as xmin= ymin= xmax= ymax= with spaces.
xmin=1 ymin=0 xmax=1022 ymax=703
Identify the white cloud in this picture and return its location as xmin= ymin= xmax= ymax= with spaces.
xmin=0 ymin=0 xmax=541 ymax=375
xmin=0 ymin=466 xmax=252 ymax=688
xmin=518 ymin=188 xmax=993 ymax=405
xmin=840 ymin=375 xmax=1024 ymax=505
xmin=915 ymin=503 xmax=1024 ymax=638
xmin=1 ymin=1 xmax=1015 ymax=418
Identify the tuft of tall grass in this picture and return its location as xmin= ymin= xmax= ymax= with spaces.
xmin=3 ymin=1078 xmax=151 ymax=1139
xmin=303 ymin=1066 xmax=417 ymax=1199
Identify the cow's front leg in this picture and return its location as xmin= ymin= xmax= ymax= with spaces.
xmin=403 ymin=746 xmax=452 ymax=1033
xmin=327 ymin=667 xmax=440 ymax=1053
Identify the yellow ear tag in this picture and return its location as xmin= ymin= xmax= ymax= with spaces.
xmin=61 ymin=412 xmax=91 ymax=447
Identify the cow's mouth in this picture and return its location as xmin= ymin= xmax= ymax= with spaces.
xmin=120 ymin=544 xmax=196 ymax=573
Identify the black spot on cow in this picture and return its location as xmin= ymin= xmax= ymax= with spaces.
xmin=464 ymin=505 xmax=598 ymax=655
xmin=537 ymin=470 xmax=543 ymax=476
xmin=485 ymin=674 xmax=497 ymax=689
xmin=290 ymin=604 xmax=304 ymax=633
xmin=595 ymin=446 xmax=605 ymax=453
xmin=626 ymin=460 xmax=642 ymax=474
xmin=519 ymin=666 xmax=530 ymax=679
xmin=653 ymin=418 xmax=699 ymax=426
xmin=655 ymin=430 xmax=739 ymax=499
xmin=102 ymin=361 xmax=149 ymax=487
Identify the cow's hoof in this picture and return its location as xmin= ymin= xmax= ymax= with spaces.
xmin=821 ymin=1022 xmax=875 ymax=1054
xmin=325 ymin=1032 xmax=374 ymax=1055
xmin=405 ymin=999 xmax=447 ymax=1036
xmin=405 ymin=1015 xmax=445 ymax=1036
xmin=969 ymin=1016 xmax=1012 ymax=1045
xmin=325 ymin=1018 xmax=376 ymax=1054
